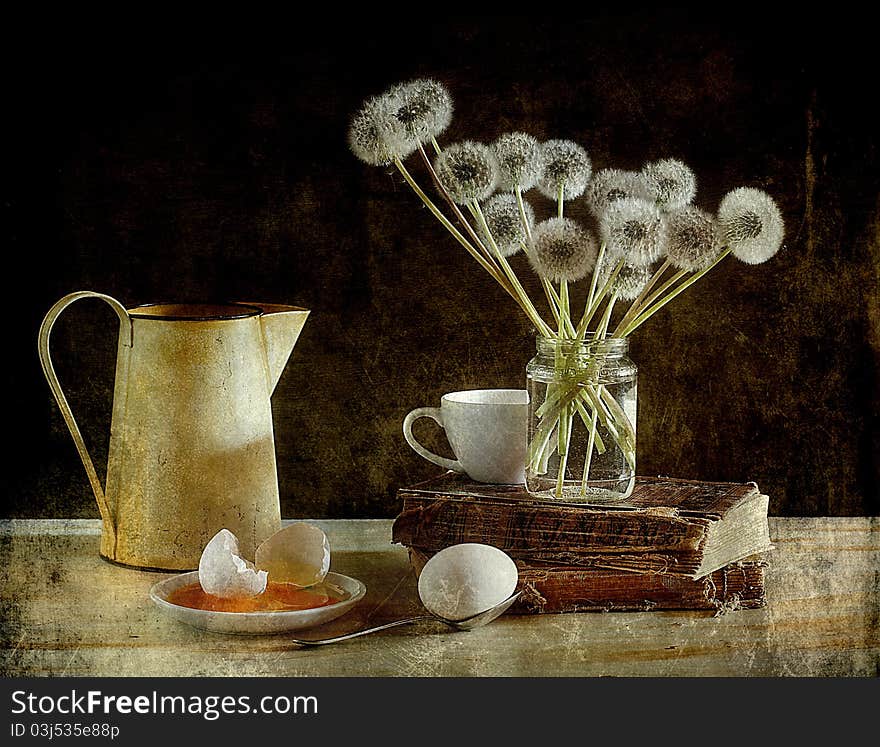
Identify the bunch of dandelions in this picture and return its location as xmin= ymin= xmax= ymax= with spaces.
xmin=349 ymin=79 xmax=785 ymax=497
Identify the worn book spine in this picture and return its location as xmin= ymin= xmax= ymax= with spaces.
xmin=407 ymin=547 xmax=767 ymax=614
xmin=393 ymin=499 xmax=710 ymax=576
xmin=392 ymin=495 xmax=712 ymax=554
xmin=393 ymin=475 xmax=767 ymax=577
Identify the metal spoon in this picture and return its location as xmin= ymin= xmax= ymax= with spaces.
xmin=288 ymin=591 xmax=521 ymax=646
xmin=291 ymin=543 xmax=520 ymax=646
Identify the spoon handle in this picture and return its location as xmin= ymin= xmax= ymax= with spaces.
xmin=290 ymin=616 xmax=439 ymax=646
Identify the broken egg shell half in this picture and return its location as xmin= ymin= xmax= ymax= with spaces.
xmin=198 ymin=529 xmax=268 ymax=599
xmin=254 ymin=522 xmax=331 ymax=588
xmin=417 ymin=543 xmax=518 ymax=622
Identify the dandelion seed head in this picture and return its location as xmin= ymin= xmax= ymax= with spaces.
xmin=528 ymin=217 xmax=598 ymax=283
xmin=386 ymin=78 xmax=453 ymax=153
xmin=491 ymin=132 xmax=544 ymax=192
xmin=347 ymin=94 xmax=401 ymax=166
xmin=642 ymin=158 xmax=697 ymax=211
xmin=537 ymin=139 xmax=592 ymax=201
xmin=481 ymin=193 xmax=533 ymax=258
xmin=600 ymin=197 xmax=667 ymax=265
xmin=596 ymin=256 xmax=652 ymax=301
xmin=586 ymin=169 xmax=650 ymax=216
xmin=434 ymin=141 xmax=499 ymax=204
xmin=718 ymin=187 xmax=785 ymax=264
xmin=665 ymin=206 xmax=722 ymax=272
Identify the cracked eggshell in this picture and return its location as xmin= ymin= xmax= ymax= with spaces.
xmin=254 ymin=522 xmax=331 ymax=588
xmin=417 ymin=543 xmax=518 ymax=621
xmin=198 ymin=529 xmax=268 ymax=599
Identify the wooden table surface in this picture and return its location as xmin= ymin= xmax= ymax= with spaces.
xmin=1 ymin=518 xmax=877 ymax=677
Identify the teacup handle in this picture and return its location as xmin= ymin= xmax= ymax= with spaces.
xmin=402 ymin=407 xmax=464 ymax=474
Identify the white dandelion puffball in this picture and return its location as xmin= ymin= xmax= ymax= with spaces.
xmin=597 ymin=255 xmax=652 ymax=301
xmin=586 ymin=169 xmax=650 ymax=216
xmin=529 ymin=217 xmax=598 ymax=283
xmin=387 ymin=78 xmax=453 ymax=153
xmin=198 ymin=529 xmax=268 ymax=599
xmin=600 ymin=197 xmax=667 ymax=265
xmin=481 ymin=193 xmax=534 ymax=257
xmin=538 ymin=139 xmax=592 ymax=201
xmin=347 ymin=94 xmax=402 ymax=166
xmin=718 ymin=187 xmax=785 ymax=264
xmin=434 ymin=141 xmax=499 ymax=204
xmin=642 ymin=158 xmax=697 ymax=211
xmin=492 ymin=132 xmax=544 ymax=192
xmin=665 ymin=206 xmax=722 ymax=272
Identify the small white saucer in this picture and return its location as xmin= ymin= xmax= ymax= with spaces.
xmin=150 ymin=571 xmax=366 ymax=635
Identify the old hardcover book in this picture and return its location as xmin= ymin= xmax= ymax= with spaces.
xmin=407 ymin=547 xmax=768 ymax=614
xmin=393 ymin=473 xmax=773 ymax=578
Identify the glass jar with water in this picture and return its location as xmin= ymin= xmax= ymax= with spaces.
xmin=526 ymin=335 xmax=637 ymax=502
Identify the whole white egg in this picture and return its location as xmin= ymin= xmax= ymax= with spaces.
xmin=417 ymin=543 xmax=518 ymax=622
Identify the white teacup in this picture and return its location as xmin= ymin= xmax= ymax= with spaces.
xmin=403 ymin=389 xmax=529 ymax=484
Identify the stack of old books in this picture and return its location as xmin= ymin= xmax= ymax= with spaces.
xmin=392 ymin=473 xmax=773 ymax=614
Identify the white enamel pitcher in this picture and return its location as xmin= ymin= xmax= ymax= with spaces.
xmin=38 ymin=292 xmax=309 ymax=571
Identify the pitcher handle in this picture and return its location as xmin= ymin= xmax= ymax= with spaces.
xmin=38 ymin=292 xmax=132 ymax=549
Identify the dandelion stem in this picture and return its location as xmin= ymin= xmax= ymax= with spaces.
xmin=588 ymin=244 xmax=607 ymax=309
xmin=417 ymin=144 xmax=499 ymax=271
xmin=527 ymin=259 xmax=573 ymax=335
xmin=576 ymin=258 xmax=624 ymax=337
xmin=472 ymin=200 xmax=553 ymax=337
xmin=584 ymin=243 xmax=607 ymax=329
xmin=545 ymin=286 xmax=562 ymax=326
xmin=580 ymin=406 xmax=599 ymax=497
xmin=515 ymin=187 xmax=533 ymax=242
xmin=560 ymin=301 xmax=577 ymax=337
xmin=559 ymin=279 xmax=571 ymax=338
xmin=593 ymin=290 xmax=618 ymax=342
xmin=430 ymin=137 xmax=443 ymax=156
xmin=557 ymin=182 xmax=564 ymax=219
xmin=515 ymin=188 xmax=561 ymax=323
xmin=522 ymin=240 xmax=561 ymax=326
xmin=612 ymin=259 xmax=673 ymax=336
xmin=612 ymin=266 xmax=688 ymax=339
xmin=555 ymin=407 xmax=571 ymax=497
xmin=621 ymin=248 xmax=732 ymax=336
xmin=527 ymin=415 xmax=556 ymax=472
xmin=543 ymin=278 xmax=563 ymax=309
xmin=637 ymin=267 xmax=688 ymax=315
xmin=573 ymin=396 xmax=606 ymax=454
xmin=525 ymin=249 xmax=565 ymax=328
xmin=393 ymin=158 xmax=520 ymax=304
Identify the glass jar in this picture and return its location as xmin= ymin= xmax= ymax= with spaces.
xmin=526 ymin=335 xmax=637 ymax=502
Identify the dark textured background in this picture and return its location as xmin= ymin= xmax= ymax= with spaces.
xmin=5 ymin=15 xmax=878 ymax=519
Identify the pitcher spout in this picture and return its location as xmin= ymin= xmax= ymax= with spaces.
xmin=243 ymin=303 xmax=310 ymax=393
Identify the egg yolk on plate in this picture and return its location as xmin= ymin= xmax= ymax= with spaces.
xmin=167 ymin=581 xmax=344 ymax=613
